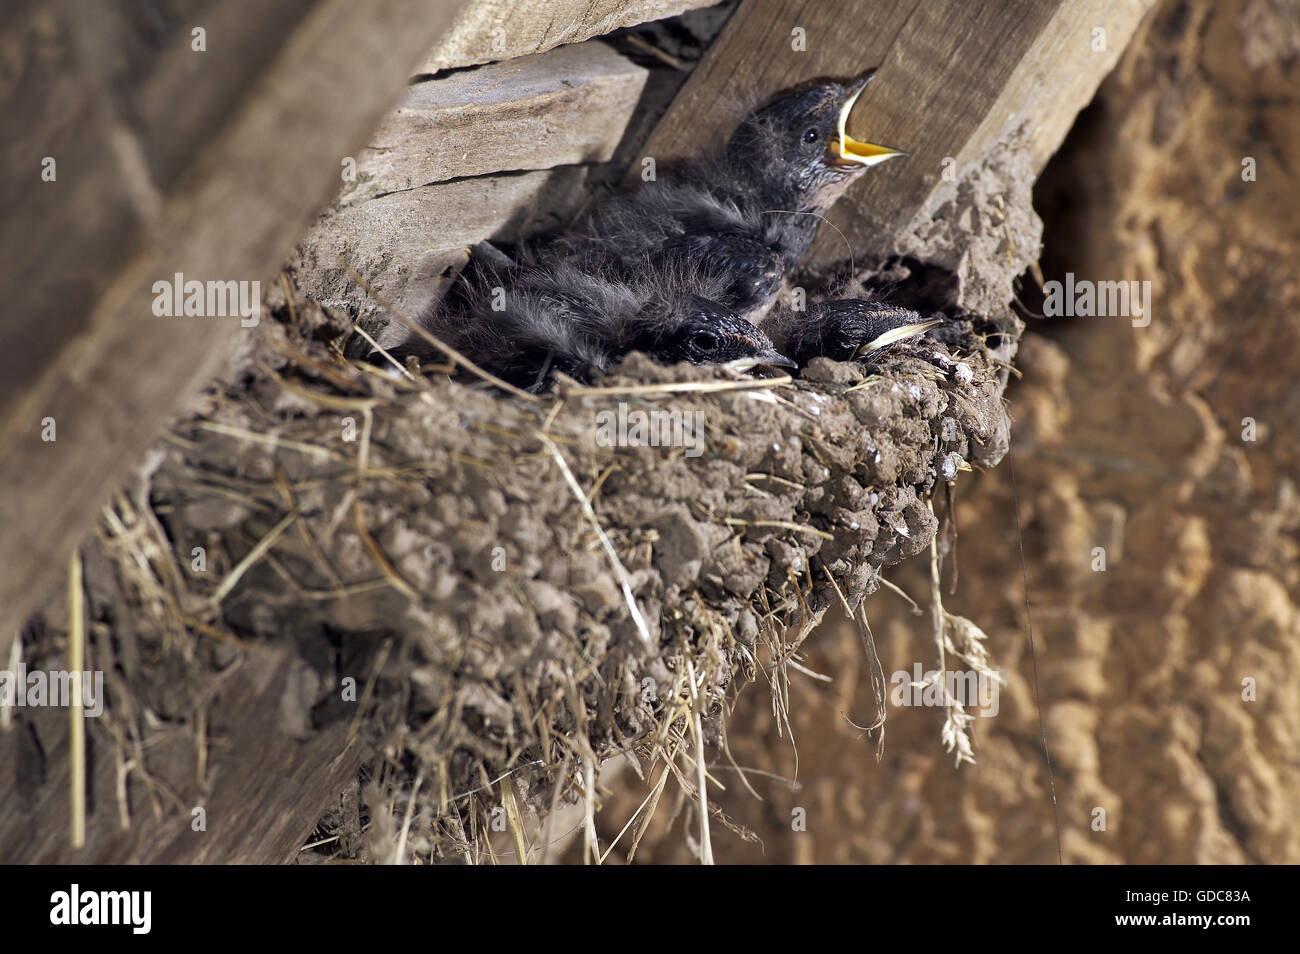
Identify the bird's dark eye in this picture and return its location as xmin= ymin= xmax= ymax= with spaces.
xmin=802 ymin=127 xmax=819 ymax=144
xmin=691 ymin=330 xmax=720 ymax=352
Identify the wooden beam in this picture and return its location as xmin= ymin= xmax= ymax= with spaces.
xmin=634 ymin=0 xmax=1157 ymax=263
xmin=0 ymin=642 xmax=370 ymax=863
xmin=0 ymin=0 xmax=470 ymax=649
xmin=344 ymin=42 xmax=647 ymax=199
xmin=421 ymin=0 xmax=713 ymax=72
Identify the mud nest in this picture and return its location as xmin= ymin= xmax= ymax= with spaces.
xmin=10 ymin=258 xmax=1014 ymax=861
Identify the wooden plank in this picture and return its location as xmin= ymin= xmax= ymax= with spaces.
xmin=633 ymin=0 xmax=1157 ymax=263
xmin=344 ymin=41 xmax=648 ymax=199
xmin=0 ymin=0 xmax=470 ymax=654
xmin=0 ymin=647 xmax=366 ymax=864
xmin=421 ymin=0 xmax=713 ymax=72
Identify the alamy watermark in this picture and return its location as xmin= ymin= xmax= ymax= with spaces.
xmin=50 ymin=884 xmax=150 ymax=934
xmin=595 ymin=402 xmax=706 ymax=458
xmin=1043 ymin=272 xmax=1151 ymax=327
xmin=890 ymin=663 xmax=1000 ymax=716
xmin=151 ymin=272 xmax=260 ymax=327
xmin=1 ymin=665 xmax=103 ymax=717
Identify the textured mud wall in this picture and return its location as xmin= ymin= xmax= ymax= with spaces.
xmin=610 ymin=0 xmax=1300 ymax=864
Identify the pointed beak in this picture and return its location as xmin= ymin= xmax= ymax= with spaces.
xmin=755 ymin=347 xmax=798 ymax=369
xmin=831 ymin=67 xmax=906 ymax=168
xmin=854 ymin=318 xmax=943 ymax=356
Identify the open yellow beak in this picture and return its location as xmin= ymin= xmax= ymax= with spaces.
xmin=831 ymin=135 xmax=905 ymax=167
xmin=832 ymin=71 xmax=905 ymax=167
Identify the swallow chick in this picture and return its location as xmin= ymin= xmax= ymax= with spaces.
xmin=767 ymin=298 xmax=943 ymax=367
xmin=560 ymin=68 xmax=904 ymax=319
xmin=386 ymin=71 xmax=898 ymax=388
xmin=412 ymin=259 xmax=792 ymax=392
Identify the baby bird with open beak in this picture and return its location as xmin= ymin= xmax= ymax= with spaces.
xmin=560 ymin=68 xmax=904 ymax=320
xmin=389 ymin=69 xmax=907 ymax=388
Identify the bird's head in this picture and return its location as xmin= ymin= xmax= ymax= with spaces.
xmin=640 ymin=297 xmax=796 ymax=369
xmin=726 ymin=68 xmax=904 ymax=209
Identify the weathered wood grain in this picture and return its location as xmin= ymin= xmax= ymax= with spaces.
xmin=0 ymin=645 xmax=366 ymax=864
xmin=346 ymin=41 xmax=647 ymax=198
xmin=421 ymin=0 xmax=713 ymax=72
